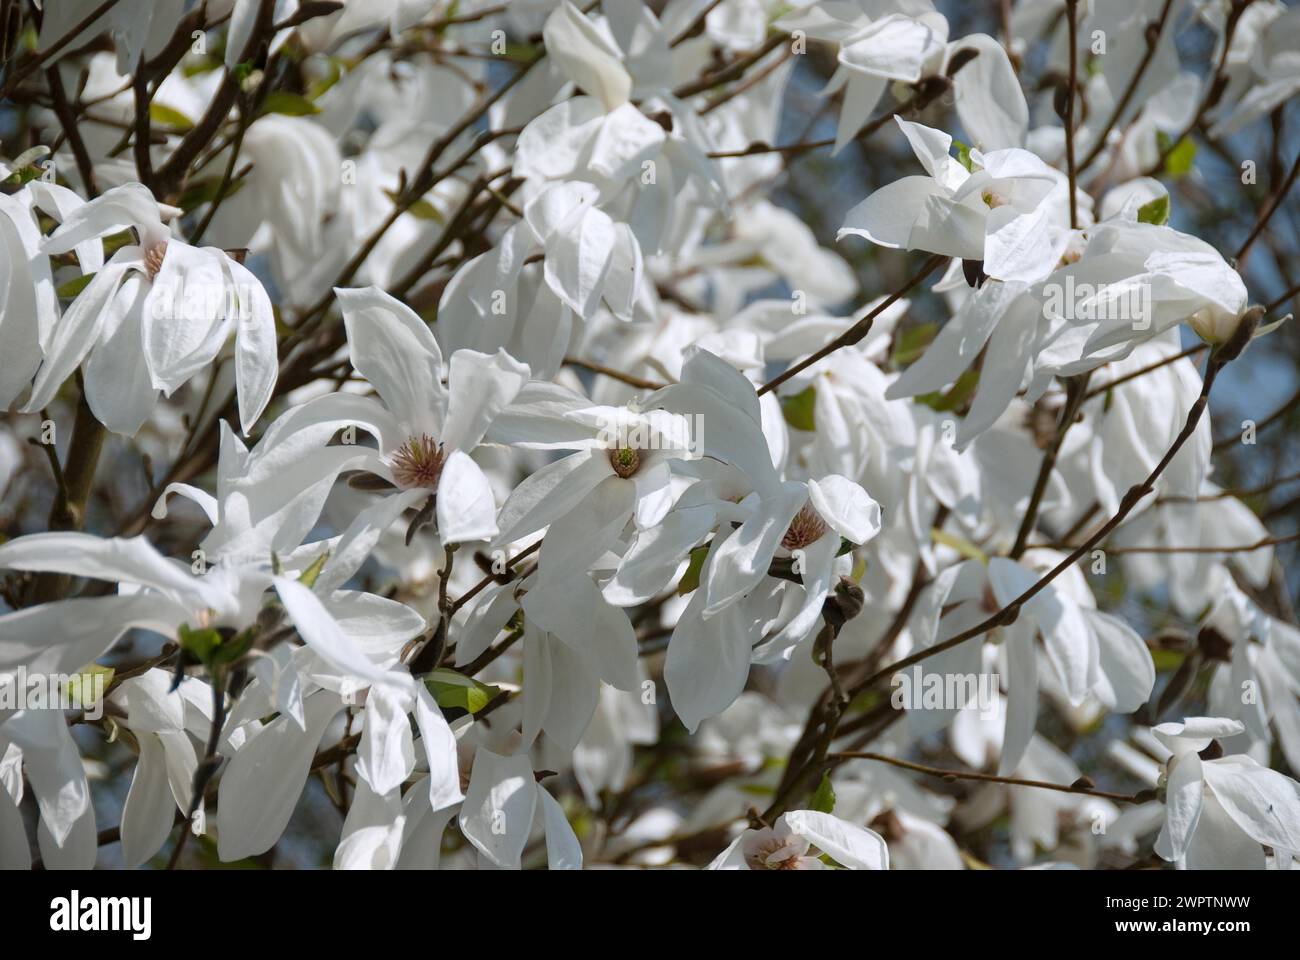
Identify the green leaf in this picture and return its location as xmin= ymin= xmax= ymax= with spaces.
xmin=407 ymin=197 xmax=445 ymax=223
xmin=781 ymin=385 xmax=817 ymax=432
xmin=850 ymin=553 xmax=867 ymax=582
xmin=1151 ymin=649 xmax=1185 ymax=673
xmin=891 ymin=322 xmax=937 ymax=367
xmin=179 ymin=624 xmax=223 ymax=664
xmin=56 ymin=273 xmax=96 ymax=298
xmin=1137 ymin=193 xmax=1170 ymax=226
xmin=64 ymin=664 xmax=114 ymax=709
xmin=1158 ymin=134 xmax=1196 ymax=179
xmin=3 ymin=147 xmax=51 ymax=185
xmin=297 ymin=548 xmax=330 ymax=589
xmin=260 ymin=91 xmax=321 ymax=117
xmin=931 ymin=528 xmax=988 ymax=564
xmin=211 ymin=629 xmax=255 ymax=666
xmin=424 ymin=669 xmax=501 ymax=715
xmin=149 ymin=102 xmax=195 ymax=131
xmin=677 ymin=544 xmax=710 ymax=596
xmin=952 ymin=139 xmax=974 ymax=173
xmin=178 ymin=623 xmax=253 ymax=668
xmin=307 ymin=58 xmax=344 ymax=101
xmin=916 ymin=368 xmax=979 ymax=412
xmin=177 ymin=175 xmax=248 ymax=213
xmin=810 ymin=772 xmax=836 ymax=814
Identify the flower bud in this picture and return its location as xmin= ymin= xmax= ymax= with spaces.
xmin=1188 ymin=304 xmax=1263 ymax=355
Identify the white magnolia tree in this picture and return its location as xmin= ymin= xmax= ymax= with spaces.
xmin=0 ymin=0 xmax=1298 ymax=871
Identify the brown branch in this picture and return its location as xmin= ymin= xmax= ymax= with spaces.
xmin=44 ymin=66 xmax=98 ymax=196
xmin=1078 ymin=0 xmax=1176 ymax=172
xmin=1082 ymin=344 xmax=1206 ymax=400
xmin=0 ymin=0 xmax=124 ymax=99
xmin=564 ymin=357 xmax=666 ymax=391
xmin=1011 ymin=371 xmax=1091 ymax=557
xmin=757 ymin=254 xmax=949 ymax=396
xmin=850 ymin=346 xmax=1231 ymax=697
xmin=1063 ymin=0 xmax=1080 ymax=228
xmin=673 ymin=32 xmax=786 ymax=100
xmin=1235 ymin=150 xmax=1300 ymax=265
xmin=830 ymin=751 xmax=1148 ymax=804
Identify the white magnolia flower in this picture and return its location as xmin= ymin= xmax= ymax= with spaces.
xmin=272 ymin=286 xmax=529 ymax=546
xmin=914 ymin=554 xmax=1154 ymax=774
xmin=24 ymin=182 xmax=277 ymax=436
xmin=37 ymin=0 xmax=187 ymax=75
xmin=1208 ymin=4 xmax=1300 ymax=138
xmin=839 ymin=118 xmax=1075 ymax=284
xmin=1154 ymin=718 xmax=1300 ymax=869
xmin=0 ymin=186 xmax=58 ymax=410
xmin=458 ymin=748 xmax=582 ymax=870
xmin=708 ymin=810 xmax=889 ymax=870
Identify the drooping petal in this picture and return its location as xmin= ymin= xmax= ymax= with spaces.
xmin=665 ymin=584 xmax=753 ymax=734
xmin=783 ymin=810 xmax=889 ymax=870
xmin=120 ymin=733 xmax=178 ymax=868
xmin=435 ymin=450 xmax=500 ymax=545
xmin=23 ymin=252 xmax=136 ymax=414
xmin=538 ymin=786 xmax=583 ymax=870
xmin=1154 ymin=752 xmax=1205 ymax=862
xmin=459 ymin=749 xmax=538 ymax=870
xmin=226 ymin=256 xmax=278 ymax=435
xmin=413 ymin=684 xmax=464 ymax=813
xmin=999 ymin=617 xmax=1039 ymax=776
xmin=216 ymin=690 xmax=342 ymax=861
xmin=83 ymin=273 xmax=158 ymax=436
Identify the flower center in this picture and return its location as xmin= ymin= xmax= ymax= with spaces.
xmin=745 ymin=835 xmax=804 ymax=870
xmin=144 ymin=241 xmax=168 ymax=279
xmin=981 ymin=190 xmax=1010 ymax=209
xmin=609 ymin=446 xmax=642 ymax=479
xmin=781 ymin=503 xmax=827 ymax=551
xmin=391 ymin=434 xmax=446 ymax=490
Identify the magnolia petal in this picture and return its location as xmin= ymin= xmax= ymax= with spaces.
xmin=413 ymin=685 xmax=464 ymax=812
xmin=1202 ymin=756 xmax=1300 ymax=854
xmin=1154 ymin=753 xmax=1204 ymax=862
xmin=665 ymin=588 xmax=753 ymax=734
xmin=274 ymin=577 xmax=414 ymax=692
xmin=216 ymin=691 xmax=342 ymax=861
xmin=538 ymin=786 xmax=583 ymax=870
xmin=783 ymin=810 xmax=889 ymax=870
xmin=227 ymin=257 xmax=278 ymax=435
xmin=336 ymin=286 xmax=446 ymax=439
xmin=543 ymin=1 xmax=632 ymax=112
xmin=120 ymin=733 xmax=178 ymax=868
xmin=435 ymin=450 xmax=500 ymax=545
xmin=837 ymin=175 xmax=946 ymax=248
xmin=459 ymin=749 xmax=538 ymax=870
xmin=441 ymin=349 xmax=530 ymax=454
xmin=807 ymin=474 xmax=881 ymax=544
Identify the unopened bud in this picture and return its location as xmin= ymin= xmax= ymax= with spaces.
xmin=1205 ymin=305 xmax=1264 ymax=363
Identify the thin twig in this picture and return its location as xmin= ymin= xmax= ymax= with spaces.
xmin=830 ymin=751 xmax=1147 ymax=804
